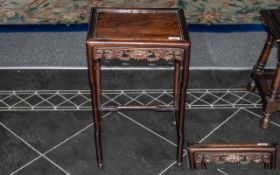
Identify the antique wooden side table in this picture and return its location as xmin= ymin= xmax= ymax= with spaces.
xmin=247 ymin=9 xmax=280 ymax=129
xmin=187 ymin=143 xmax=277 ymax=169
xmin=86 ymin=7 xmax=191 ymax=167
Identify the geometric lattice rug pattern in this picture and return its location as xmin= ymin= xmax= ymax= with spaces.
xmin=0 ymin=89 xmax=262 ymax=111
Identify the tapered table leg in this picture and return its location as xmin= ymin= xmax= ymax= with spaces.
xmin=187 ymin=149 xmax=196 ymax=169
xmin=177 ymin=47 xmax=190 ymax=166
xmin=94 ymin=60 xmax=102 ymax=121
xmin=173 ymin=60 xmax=180 ymax=126
xmin=87 ymin=45 xmax=103 ymax=168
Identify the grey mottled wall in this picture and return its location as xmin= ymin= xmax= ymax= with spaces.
xmin=0 ymin=31 xmax=277 ymax=68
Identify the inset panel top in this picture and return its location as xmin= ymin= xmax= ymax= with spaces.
xmin=87 ymin=8 xmax=189 ymax=43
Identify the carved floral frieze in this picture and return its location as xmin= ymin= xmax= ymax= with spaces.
xmin=195 ymin=152 xmax=271 ymax=165
xmin=94 ymin=48 xmax=184 ymax=61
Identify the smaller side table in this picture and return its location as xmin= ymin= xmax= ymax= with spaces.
xmin=247 ymin=9 xmax=280 ymax=129
xmin=187 ymin=143 xmax=277 ymax=169
xmin=86 ymin=7 xmax=191 ymax=167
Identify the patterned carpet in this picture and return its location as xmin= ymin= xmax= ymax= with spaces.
xmin=0 ymin=0 xmax=280 ymax=25
xmin=0 ymin=89 xmax=261 ymax=111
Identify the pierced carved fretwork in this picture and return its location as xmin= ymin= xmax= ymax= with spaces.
xmin=195 ymin=152 xmax=272 ymax=165
xmin=94 ymin=48 xmax=184 ymax=61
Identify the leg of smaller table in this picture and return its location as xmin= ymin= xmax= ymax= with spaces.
xmin=264 ymin=163 xmax=269 ymax=169
xmin=271 ymin=150 xmax=277 ymax=169
xmin=260 ymin=44 xmax=280 ymax=129
xmin=201 ymin=161 xmax=207 ymax=169
xmin=177 ymin=47 xmax=190 ymax=166
xmin=247 ymin=33 xmax=274 ymax=92
xmin=173 ymin=60 xmax=180 ymax=126
xmin=187 ymin=151 xmax=196 ymax=169
xmin=87 ymin=45 xmax=103 ymax=168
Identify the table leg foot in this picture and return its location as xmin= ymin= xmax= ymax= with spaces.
xmin=260 ymin=112 xmax=272 ymax=129
xmin=98 ymin=163 xmax=103 ymax=168
xmin=247 ymin=79 xmax=257 ymax=92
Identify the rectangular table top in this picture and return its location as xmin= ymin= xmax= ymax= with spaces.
xmin=87 ymin=8 xmax=190 ymax=45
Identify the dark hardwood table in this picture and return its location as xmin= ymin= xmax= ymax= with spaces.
xmin=247 ymin=9 xmax=280 ymax=129
xmin=86 ymin=7 xmax=191 ymax=167
xmin=187 ymin=143 xmax=277 ymax=169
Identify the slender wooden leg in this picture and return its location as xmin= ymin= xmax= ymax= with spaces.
xmin=87 ymin=45 xmax=103 ymax=168
xmin=247 ymin=33 xmax=274 ymax=92
xmin=260 ymin=44 xmax=280 ymax=129
xmin=173 ymin=60 xmax=180 ymax=126
xmin=264 ymin=163 xmax=268 ymax=169
xmin=95 ymin=60 xmax=102 ymax=120
xmin=271 ymin=150 xmax=277 ymax=169
xmin=177 ymin=47 xmax=190 ymax=166
xmin=201 ymin=161 xmax=207 ymax=169
xmin=187 ymin=150 xmax=196 ymax=169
